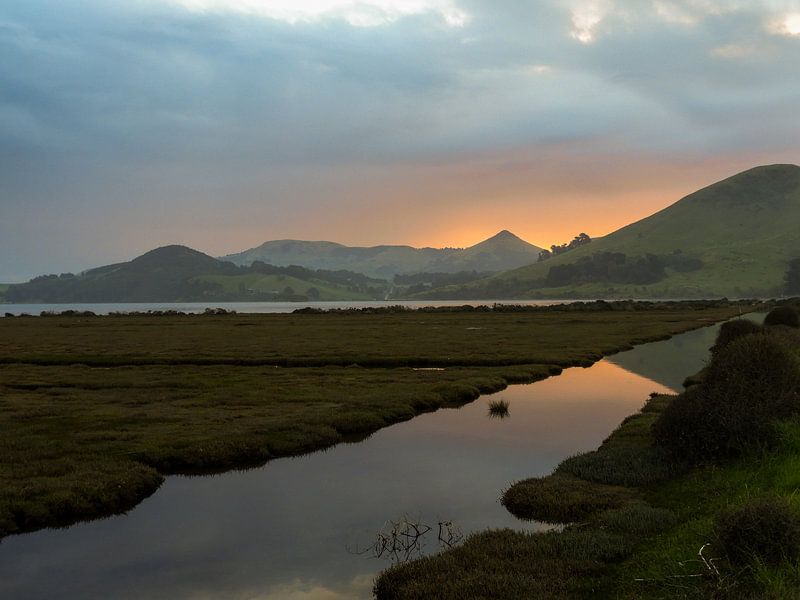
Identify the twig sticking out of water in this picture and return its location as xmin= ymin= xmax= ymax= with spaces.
xmin=348 ymin=516 xmax=464 ymax=564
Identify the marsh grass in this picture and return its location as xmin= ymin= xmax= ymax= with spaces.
xmin=502 ymin=475 xmax=636 ymax=523
xmin=715 ymin=497 xmax=800 ymax=567
xmin=487 ymin=399 xmax=510 ymax=418
xmin=0 ymin=306 xmax=740 ymax=539
xmin=0 ymin=362 xmax=552 ymax=538
xmin=373 ymin=528 xmax=634 ymax=600
xmin=0 ymin=307 xmax=741 ymax=368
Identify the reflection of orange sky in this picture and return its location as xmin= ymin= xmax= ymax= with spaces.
xmin=200 ymin=146 xmax=799 ymax=256
xmin=404 ymin=359 xmax=674 ymax=453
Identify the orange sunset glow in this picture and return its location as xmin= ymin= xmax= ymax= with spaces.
xmin=2 ymin=1 xmax=799 ymax=280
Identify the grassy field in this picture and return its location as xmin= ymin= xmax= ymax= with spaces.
xmin=376 ymin=309 xmax=800 ymax=599
xmin=0 ymin=304 xmax=742 ymax=540
xmin=194 ymin=272 xmax=375 ymax=301
xmin=0 ymin=305 xmax=741 ymax=367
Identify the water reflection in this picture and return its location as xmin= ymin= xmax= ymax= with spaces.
xmin=225 ymin=575 xmax=374 ymax=600
xmin=606 ymin=313 xmax=764 ymax=390
xmin=350 ymin=516 xmax=464 ymax=565
xmin=0 ymin=328 xmax=716 ymax=600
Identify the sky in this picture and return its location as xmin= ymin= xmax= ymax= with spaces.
xmin=1 ymin=0 xmax=799 ymax=281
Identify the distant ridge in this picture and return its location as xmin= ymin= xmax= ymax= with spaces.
xmin=2 ymin=245 xmax=388 ymax=303
xmin=420 ymin=164 xmax=800 ymax=299
xmin=221 ymin=231 xmax=543 ymax=278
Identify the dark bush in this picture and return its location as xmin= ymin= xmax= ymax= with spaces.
xmin=716 ymin=497 xmax=800 ymax=566
xmin=653 ymin=335 xmax=800 ymax=461
xmin=764 ymin=306 xmax=800 ymax=328
xmin=651 ymin=388 xmax=709 ymax=460
xmin=711 ymin=319 xmax=762 ymax=355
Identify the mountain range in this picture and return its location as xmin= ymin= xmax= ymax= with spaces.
xmin=2 ymin=164 xmax=799 ymax=303
xmin=0 ymin=246 xmax=388 ymax=303
xmin=0 ymin=231 xmax=541 ymax=303
xmin=418 ymin=164 xmax=800 ymax=299
xmin=221 ymin=230 xmax=543 ymax=279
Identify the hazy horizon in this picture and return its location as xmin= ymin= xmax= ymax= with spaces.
xmin=2 ymin=1 xmax=799 ymax=281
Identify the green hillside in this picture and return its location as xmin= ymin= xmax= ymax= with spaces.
xmin=426 ymin=230 xmax=542 ymax=273
xmin=223 ymin=240 xmax=445 ymax=279
xmin=193 ymin=272 xmax=375 ymax=301
xmin=221 ymin=230 xmax=543 ymax=278
xmin=4 ymin=246 xmax=387 ymax=303
xmin=424 ymin=164 xmax=800 ymax=299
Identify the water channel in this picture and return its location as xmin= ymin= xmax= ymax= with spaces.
xmin=0 ymin=321 xmax=732 ymax=599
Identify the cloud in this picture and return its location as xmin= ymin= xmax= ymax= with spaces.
xmin=168 ymin=0 xmax=469 ymax=27
xmin=0 ymin=0 xmax=799 ymax=279
xmin=766 ymin=11 xmax=800 ymax=36
xmin=569 ymin=0 xmax=613 ymax=43
xmin=187 ymin=575 xmax=374 ymax=600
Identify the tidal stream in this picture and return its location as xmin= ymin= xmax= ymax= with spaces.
xmin=0 ymin=321 xmax=732 ymax=599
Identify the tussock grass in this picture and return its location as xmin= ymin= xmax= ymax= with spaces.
xmin=711 ymin=318 xmax=763 ymax=356
xmin=716 ymin=496 xmax=800 ymax=567
xmin=596 ymin=502 xmax=678 ymax=537
xmin=373 ymin=528 xmax=634 ymax=600
xmin=556 ymin=446 xmax=683 ymax=488
xmin=764 ymin=305 xmax=800 ymax=328
xmin=502 ymin=474 xmax=636 ymax=523
xmin=487 ymin=399 xmax=510 ymax=417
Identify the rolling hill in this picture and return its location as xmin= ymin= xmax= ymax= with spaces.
xmin=420 ymin=164 xmax=800 ymax=299
xmin=221 ymin=230 xmax=543 ymax=278
xmin=3 ymin=246 xmax=388 ymax=303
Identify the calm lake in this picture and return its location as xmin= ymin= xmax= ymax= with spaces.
xmin=1 ymin=300 xmax=577 ymax=316
xmin=0 ymin=320 xmax=734 ymax=599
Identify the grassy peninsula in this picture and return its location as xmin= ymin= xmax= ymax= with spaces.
xmin=375 ymin=303 xmax=800 ymax=599
xmin=0 ymin=302 xmax=743 ymax=540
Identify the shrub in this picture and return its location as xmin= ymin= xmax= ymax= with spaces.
xmin=653 ymin=335 xmax=800 ymax=461
xmin=711 ymin=319 xmax=762 ymax=355
xmin=651 ymin=388 xmax=709 ymax=460
xmin=764 ymin=306 xmax=800 ymax=328
xmin=716 ymin=497 xmax=800 ymax=566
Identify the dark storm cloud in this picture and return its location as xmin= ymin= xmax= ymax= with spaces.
xmin=1 ymin=0 xmax=799 ymax=280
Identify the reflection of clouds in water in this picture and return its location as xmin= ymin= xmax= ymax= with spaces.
xmin=202 ymin=575 xmax=374 ymax=600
